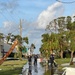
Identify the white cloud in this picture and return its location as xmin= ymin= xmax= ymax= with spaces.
xmin=3 ymin=21 xmax=14 ymax=28
xmin=1 ymin=21 xmax=19 ymax=35
xmin=37 ymin=2 xmax=64 ymax=29
xmin=1 ymin=20 xmax=33 ymax=35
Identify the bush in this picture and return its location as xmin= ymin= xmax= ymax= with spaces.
xmin=66 ymin=53 xmax=71 ymax=58
xmin=8 ymin=52 xmax=14 ymax=57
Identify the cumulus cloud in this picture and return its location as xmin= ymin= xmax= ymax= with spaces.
xmin=3 ymin=21 xmax=14 ymax=28
xmin=1 ymin=20 xmax=33 ymax=35
xmin=1 ymin=21 xmax=19 ymax=34
xmin=37 ymin=2 xmax=64 ymax=29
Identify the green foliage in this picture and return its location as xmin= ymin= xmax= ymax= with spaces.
xmin=40 ymin=16 xmax=75 ymax=59
xmin=18 ymin=45 xmax=23 ymax=51
xmin=0 ymin=33 xmax=4 ymax=39
xmin=6 ymin=35 xmax=11 ymax=43
xmin=66 ymin=53 xmax=71 ymax=58
xmin=31 ymin=43 xmax=36 ymax=49
xmin=44 ymin=70 xmax=50 ymax=75
xmin=22 ymin=46 xmax=27 ymax=53
xmin=14 ymin=35 xmax=22 ymax=44
xmin=41 ymin=34 xmax=50 ymax=43
xmin=40 ymin=33 xmax=60 ymax=58
xmin=23 ymin=37 xmax=29 ymax=44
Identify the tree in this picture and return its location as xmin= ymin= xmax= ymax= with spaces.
xmin=6 ymin=33 xmax=11 ymax=44
xmin=14 ymin=35 xmax=22 ymax=44
xmin=58 ymin=32 xmax=68 ymax=58
xmin=23 ymin=37 xmax=29 ymax=44
xmin=66 ymin=16 xmax=72 ymax=30
xmin=40 ymin=33 xmax=59 ymax=58
xmin=40 ymin=15 xmax=75 ymax=60
xmin=9 ymin=34 xmax=29 ymax=60
xmin=68 ymin=31 xmax=75 ymax=65
xmin=0 ymin=33 xmax=4 ymax=39
xmin=30 ymin=43 xmax=36 ymax=54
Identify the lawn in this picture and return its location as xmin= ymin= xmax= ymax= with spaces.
xmin=55 ymin=58 xmax=70 ymax=65
xmin=44 ymin=58 xmax=75 ymax=75
xmin=0 ymin=60 xmax=27 ymax=75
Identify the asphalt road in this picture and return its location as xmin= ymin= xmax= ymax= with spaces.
xmin=22 ymin=59 xmax=45 ymax=75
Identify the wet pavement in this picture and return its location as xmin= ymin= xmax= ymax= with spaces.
xmin=21 ymin=59 xmax=45 ymax=75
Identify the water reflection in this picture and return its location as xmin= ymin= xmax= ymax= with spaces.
xmin=28 ymin=64 xmax=32 ymax=75
xmin=34 ymin=65 xmax=38 ymax=73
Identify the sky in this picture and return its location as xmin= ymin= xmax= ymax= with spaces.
xmin=0 ymin=0 xmax=75 ymax=54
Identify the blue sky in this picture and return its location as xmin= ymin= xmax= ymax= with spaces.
xmin=0 ymin=0 xmax=75 ymax=54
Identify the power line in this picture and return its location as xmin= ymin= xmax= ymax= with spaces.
xmin=5 ymin=9 xmax=17 ymax=22
xmin=0 ymin=1 xmax=33 ymax=37
xmin=56 ymin=0 xmax=75 ymax=4
xmin=0 ymin=11 xmax=9 ymax=21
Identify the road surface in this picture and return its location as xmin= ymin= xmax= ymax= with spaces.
xmin=22 ymin=59 xmax=45 ymax=75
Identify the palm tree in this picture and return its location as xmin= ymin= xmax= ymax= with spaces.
xmin=30 ymin=43 xmax=35 ymax=54
xmin=57 ymin=17 xmax=66 ymax=33
xmin=40 ymin=33 xmax=59 ymax=58
xmin=23 ymin=37 xmax=29 ymax=44
xmin=68 ymin=31 xmax=75 ymax=65
xmin=6 ymin=33 xmax=12 ymax=44
xmin=11 ymin=34 xmax=29 ymax=60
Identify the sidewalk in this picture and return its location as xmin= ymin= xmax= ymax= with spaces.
xmin=61 ymin=63 xmax=70 ymax=66
xmin=21 ymin=59 xmax=45 ymax=75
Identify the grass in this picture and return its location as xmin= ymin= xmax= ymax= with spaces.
xmin=44 ymin=58 xmax=75 ymax=75
xmin=55 ymin=58 xmax=70 ymax=65
xmin=0 ymin=59 xmax=27 ymax=75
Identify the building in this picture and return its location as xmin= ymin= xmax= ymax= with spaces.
xmin=0 ymin=39 xmax=16 ymax=58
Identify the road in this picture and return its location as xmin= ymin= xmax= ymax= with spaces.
xmin=22 ymin=59 xmax=45 ymax=75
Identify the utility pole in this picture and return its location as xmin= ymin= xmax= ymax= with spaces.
xmin=19 ymin=19 xmax=22 ymax=37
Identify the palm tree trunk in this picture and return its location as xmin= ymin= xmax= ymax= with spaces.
xmin=60 ymin=45 xmax=63 ymax=58
xmin=60 ymin=50 xmax=63 ymax=58
xmin=70 ymin=51 xmax=74 ymax=65
xmin=50 ymin=41 xmax=53 ymax=54
xmin=50 ymin=50 xmax=53 ymax=54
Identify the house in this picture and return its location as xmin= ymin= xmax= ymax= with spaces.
xmin=0 ymin=39 xmax=17 ymax=58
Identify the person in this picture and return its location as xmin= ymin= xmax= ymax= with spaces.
xmin=49 ymin=53 xmax=57 ymax=67
xmin=28 ymin=55 xmax=32 ymax=65
xmin=34 ymin=54 xmax=38 ymax=66
xmin=28 ymin=65 xmax=32 ymax=75
xmin=50 ymin=54 xmax=54 ymax=67
xmin=27 ymin=55 xmax=32 ymax=75
xmin=34 ymin=54 xmax=38 ymax=73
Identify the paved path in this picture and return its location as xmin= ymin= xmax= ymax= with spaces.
xmin=61 ymin=63 xmax=70 ymax=66
xmin=22 ymin=59 xmax=45 ymax=75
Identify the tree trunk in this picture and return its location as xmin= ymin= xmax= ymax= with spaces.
xmin=50 ymin=50 xmax=53 ymax=54
xmin=60 ymin=50 xmax=63 ymax=58
xmin=60 ymin=45 xmax=63 ymax=58
xmin=50 ymin=41 xmax=53 ymax=54
xmin=70 ymin=51 xmax=74 ymax=65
